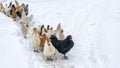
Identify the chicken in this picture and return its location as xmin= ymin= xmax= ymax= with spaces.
xmin=23 ymin=14 xmax=33 ymax=27
xmin=47 ymin=25 xmax=50 ymax=30
xmin=39 ymin=33 xmax=48 ymax=51
xmin=21 ymin=9 xmax=26 ymax=19
xmin=56 ymin=29 xmax=65 ymax=40
xmin=11 ymin=5 xmax=17 ymax=20
xmin=55 ymin=23 xmax=65 ymax=40
xmin=25 ymin=14 xmax=33 ymax=22
xmin=20 ymin=22 xmax=29 ymax=38
xmin=4 ymin=4 xmax=11 ymax=17
xmin=0 ymin=2 xmax=2 ymax=10
xmin=32 ymin=28 xmax=41 ymax=52
xmin=16 ymin=3 xmax=25 ymax=18
xmin=0 ymin=3 xmax=5 ymax=13
xmin=50 ymin=35 xmax=74 ymax=59
xmin=39 ymin=25 xmax=46 ymax=36
xmin=56 ymin=23 xmax=61 ymax=32
xmin=16 ymin=11 xmax=21 ymax=18
xmin=45 ymin=25 xmax=54 ymax=38
xmin=15 ymin=0 xmax=19 ymax=9
xmin=46 ymin=27 xmax=56 ymax=38
xmin=9 ymin=2 xmax=13 ymax=15
xmin=43 ymin=40 xmax=55 ymax=61
xmin=46 ymin=25 xmax=50 ymax=33
xmin=37 ymin=25 xmax=41 ymax=35
xmin=18 ymin=14 xmax=33 ymax=27
xmin=8 ymin=2 xmax=12 ymax=8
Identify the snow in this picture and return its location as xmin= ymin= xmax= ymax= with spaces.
xmin=0 ymin=0 xmax=120 ymax=68
xmin=0 ymin=13 xmax=29 ymax=68
xmin=96 ymin=0 xmax=120 ymax=68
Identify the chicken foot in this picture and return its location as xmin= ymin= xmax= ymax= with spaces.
xmin=64 ymin=54 xmax=68 ymax=59
xmin=46 ymin=56 xmax=53 ymax=61
xmin=33 ymin=48 xmax=40 ymax=53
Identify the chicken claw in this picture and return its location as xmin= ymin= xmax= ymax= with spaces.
xmin=64 ymin=55 xmax=68 ymax=59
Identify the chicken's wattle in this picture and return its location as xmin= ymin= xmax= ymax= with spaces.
xmin=48 ymin=42 xmax=50 ymax=46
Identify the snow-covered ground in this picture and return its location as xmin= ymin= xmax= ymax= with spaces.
xmin=96 ymin=0 xmax=120 ymax=68
xmin=0 ymin=13 xmax=29 ymax=68
xmin=0 ymin=0 xmax=120 ymax=68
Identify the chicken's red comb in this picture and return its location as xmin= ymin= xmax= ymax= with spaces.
xmin=48 ymin=42 xmax=50 ymax=46
xmin=69 ymin=35 xmax=72 ymax=40
xmin=33 ymin=28 xmax=37 ymax=30
xmin=61 ymin=29 xmax=64 ymax=33
xmin=41 ymin=25 xmax=44 ymax=28
xmin=51 ymin=27 xmax=53 ymax=30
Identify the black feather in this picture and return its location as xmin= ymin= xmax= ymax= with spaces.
xmin=50 ymin=35 xmax=74 ymax=55
xmin=16 ymin=11 xmax=21 ymax=18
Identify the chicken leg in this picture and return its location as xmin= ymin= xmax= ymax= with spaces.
xmin=34 ymin=49 xmax=39 ymax=53
xmin=64 ymin=54 xmax=68 ymax=59
xmin=46 ymin=56 xmax=53 ymax=61
xmin=24 ymin=36 xmax=27 ymax=38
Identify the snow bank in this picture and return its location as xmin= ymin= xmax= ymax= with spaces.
xmin=0 ymin=13 xmax=29 ymax=68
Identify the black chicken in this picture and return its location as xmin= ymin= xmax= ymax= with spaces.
xmin=50 ymin=35 xmax=74 ymax=59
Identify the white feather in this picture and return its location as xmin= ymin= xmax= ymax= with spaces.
xmin=56 ymin=31 xmax=65 ymax=40
xmin=56 ymin=23 xmax=61 ymax=32
xmin=32 ymin=30 xmax=40 ymax=51
xmin=21 ymin=22 xmax=28 ymax=37
xmin=43 ymin=40 xmax=55 ymax=57
xmin=46 ymin=30 xmax=56 ymax=38
xmin=4 ymin=5 xmax=11 ymax=16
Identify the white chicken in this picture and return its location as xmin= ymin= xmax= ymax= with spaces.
xmin=15 ymin=0 xmax=19 ymax=9
xmin=21 ymin=9 xmax=26 ymax=20
xmin=56 ymin=23 xmax=61 ymax=32
xmin=21 ymin=22 xmax=29 ymax=38
xmin=56 ymin=29 xmax=65 ymax=40
xmin=46 ymin=27 xmax=56 ymax=38
xmin=4 ymin=4 xmax=11 ymax=17
xmin=32 ymin=28 xmax=41 ymax=52
xmin=18 ymin=14 xmax=33 ymax=28
xmin=0 ymin=3 xmax=5 ymax=13
xmin=55 ymin=23 xmax=65 ymax=40
xmin=26 ymin=14 xmax=33 ymax=22
xmin=43 ymin=40 xmax=55 ymax=60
